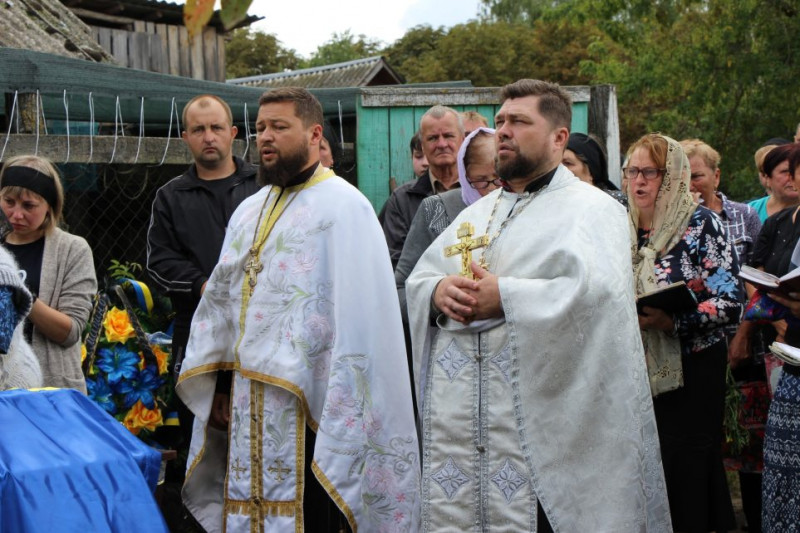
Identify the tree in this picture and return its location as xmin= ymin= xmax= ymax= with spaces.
xmin=225 ymin=28 xmax=302 ymax=79
xmin=383 ymin=25 xmax=447 ymax=82
xmin=306 ymin=30 xmax=384 ymax=68
xmin=480 ymin=0 xmax=800 ymax=200
xmin=384 ymin=20 xmax=615 ymax=87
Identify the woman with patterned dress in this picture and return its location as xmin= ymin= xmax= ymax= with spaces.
xmin=628 ymin=133 xmax=742 ymax=532
xmin=742 ymin=142 xmax=800 ymax=532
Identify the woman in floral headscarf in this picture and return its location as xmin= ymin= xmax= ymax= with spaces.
xmin=628 ymin=133 xmax=742 ymax=532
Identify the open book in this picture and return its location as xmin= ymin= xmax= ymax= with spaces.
xmin=739 ymin=264 xmax=800 ymax=295
xmin=636 ymin=281 xmax=698 ymax=315
xmin=769 ymin=341 xmax=800 ymax=366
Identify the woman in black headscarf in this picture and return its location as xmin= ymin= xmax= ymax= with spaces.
xmin=563 ymin=132 xmax=627 ymax=206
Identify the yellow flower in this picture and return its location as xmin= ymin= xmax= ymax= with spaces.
xmin=137 ymin=346 xmax=169 ymax=375
xmin=103 ymin=307 xmax=135 ymax=344
xmin=123 ymin=401 xmax=163 ymax=435
xmin=152 ymin=345 xmax=169 ymax=375
xmin=81 ymin=343 xmax=87 ymax=363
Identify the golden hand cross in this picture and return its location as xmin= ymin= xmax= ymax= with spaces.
xmin=244 ymin=248 xmax=264 ymax=295
xmin=444 ymin=222 xmax=489 ymax=279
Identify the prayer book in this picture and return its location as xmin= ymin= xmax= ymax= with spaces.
xmin=739 ymin=264 xmax=800 ymax=295
xmin=769 ymin=341 xmax=800 ymax=366
xmin=636 ymin=281 xmax=698 ymax=315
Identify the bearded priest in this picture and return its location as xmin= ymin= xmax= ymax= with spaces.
xmin=407 ymin=79 xmax=672 ymax=532
xmin=177 ymin=87 xmax=420 ymax=532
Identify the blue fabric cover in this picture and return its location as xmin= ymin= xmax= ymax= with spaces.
xmin=0 ymin=388 xmax=167 ymax=532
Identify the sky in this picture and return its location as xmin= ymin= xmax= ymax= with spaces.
xmin=247 ymin=0 xmax=484 ymax=58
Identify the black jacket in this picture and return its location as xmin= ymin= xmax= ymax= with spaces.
xmin=146 ymin=156 xmax=259 ymax=335
xmin=381 ymin=171 xmax=434 ymax=269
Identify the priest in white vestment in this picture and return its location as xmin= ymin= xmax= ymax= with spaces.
xmin=177 ymin=88 xmax=420 ymax=532
xmin=407 ymin=79 xmax=671 ymax=532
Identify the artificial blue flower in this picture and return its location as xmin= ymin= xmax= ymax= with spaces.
xmin=87 ymin=377 xmax=117 ymax=415
xmin=96 ymin=345 xmax=140 ymax=385
xmin=117 ymin=366 xmax=164 ymax=409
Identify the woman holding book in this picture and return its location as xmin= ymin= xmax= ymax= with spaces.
xmin=731 ymin=142 xmax=800 ymax=532
xmin=628 ymin=133 xmax=742 ymax=532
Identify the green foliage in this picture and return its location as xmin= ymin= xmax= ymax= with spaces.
xmin=478 ymin=0 xmax=800 ymax=201
xmin=224 ymin=0 xmax=800 ymax=203
xmin=225 ymin=28 xmax=302 ymax=79
xmin=383 ymin=25 xmax=447 ymax=82
xmin=107 ymin=260 xmax=142 ymax=281
xmin=306 ymin=30 xmax=384 ymax=68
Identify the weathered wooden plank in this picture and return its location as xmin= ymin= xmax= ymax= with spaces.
xmin=190 ymin=27 xmax=206 ymax=80
xmin=475 ymin=105 xmax=497 ymax=127
xmin=111 ymin=29 xmax=130 ymax=67
xmin=148 ymin=33 xmax=165 ymax=74
xmin=167 ymin=25 xmax=181 ymax=77
xmin=571 ymin=102 xmax=589 ymax=135
xmin=360 ymin=86 xmax=592 ymax=108
xmin=202 ymin=27 xmax=218 ymax=82
xmin=388 ymin=107 xmax=416 ymax=187
xmin=96 ymin=27 xmax=112 ymax=56
xmin=145 ymin=22 xmax=156 ymax=35
xmin=355 ymin=103 xmax=391 ymax=210
xmin=413 ymin=107 xmax=427 ymax=131
xmin=589 ymin=85 xmax=621 ymax=187
xmin=178 ymin=26 xmax=191 ymax=78
xmin=0 ymin=134 xmax=249 ymax=165
xmin=217 ymin=35 xmax=227 ymax=81
xmin=133 ymin=20 xmax=146 ymax=33
xmin=130 ymin=32 xmax=148 ymax=71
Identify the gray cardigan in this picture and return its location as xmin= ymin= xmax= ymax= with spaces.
xmin=395 ymin=189 xmax=466 ymax=325
xmin=32 ymin=228 xmax=97 ymax=392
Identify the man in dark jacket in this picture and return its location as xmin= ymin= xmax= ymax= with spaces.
xmin=381 ymin=105 xmax=464 ymax=268
xmin=146 ymin=95 xmax=259 ymax=502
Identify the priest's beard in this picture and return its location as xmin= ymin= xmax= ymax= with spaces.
xmin=258 ymin=139 xmax=310 ymax=187
xmin=496 ymin=149 xmax=549 ymax=184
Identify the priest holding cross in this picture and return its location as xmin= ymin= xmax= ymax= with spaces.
xmin=406 ymin=79 xmax=672 ymax=531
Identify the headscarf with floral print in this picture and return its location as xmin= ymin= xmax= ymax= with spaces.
xmin=629 ymin=133 xmax=697 ymax=396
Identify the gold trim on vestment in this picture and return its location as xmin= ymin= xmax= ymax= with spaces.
xmin=239 ymin=368 xmax=320 ymax=432
xmin=312 ymin=461 xmax=358 ymax=533
xmin=251 ymin=381 xmax=265 ymax=533
xmin=177 ymin=361 xmax=235 ymax=385
xmin=225 ymin=499 xmax=297 ymax=517
xmin=184 ymin=411 xmax=211 ymax=483
xmin=295 ymin=399 xmax=306 ymax=533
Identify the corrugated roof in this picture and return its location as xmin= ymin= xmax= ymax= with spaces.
xmin=60 ymin=0 xmax=261 ymax=31
xmin=0 ymin=0 xmax=114 ymax=62
xmin=228 ymin=56 xmax=404 ymax=88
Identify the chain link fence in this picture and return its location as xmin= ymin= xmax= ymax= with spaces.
xmin=60 ymin=162 xmax=186 ymax=291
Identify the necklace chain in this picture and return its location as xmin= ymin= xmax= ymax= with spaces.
xmin=477 ymin=190 xmax=539 ymax=270
xmin=244 ymin=180 xmax=311 ymax=294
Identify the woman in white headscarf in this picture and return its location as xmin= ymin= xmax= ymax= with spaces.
xmin=395 ymin=127 xmax=499 ymax=323
xmin=628 ymin=133 xmax=741 ymax=532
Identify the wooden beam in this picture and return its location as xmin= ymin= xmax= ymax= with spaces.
xmin=359 ymin=86 xmax=592 ymax=108
xmin=72 ymin=8 xmax=136 ymax=26
xmin=0 ymin=134 xmax=254 ymax=165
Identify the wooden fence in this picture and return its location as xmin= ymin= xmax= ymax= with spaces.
xmin=90 ymin=22 xmax=226 ymax=82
